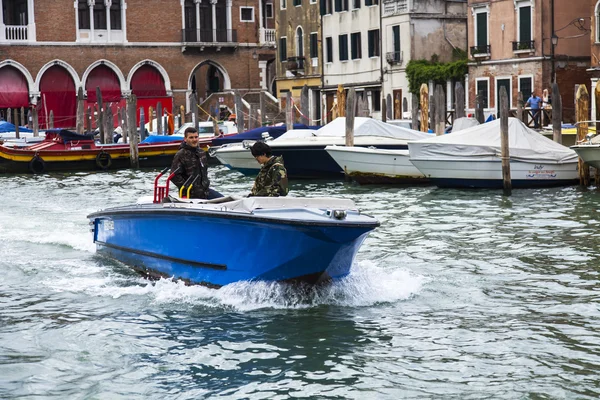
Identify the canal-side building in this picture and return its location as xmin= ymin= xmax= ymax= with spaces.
xmin=588 ymin=1 xmax=600 ymax=118
xmin=467 ymin=0 xmax=591 ymax=123
xmin=0 ymin=0 xmax=276 ymax=129
xmin=320 ymin=0 xmax=382 ymax=122
xmin=381 ymin=0 xmax=467 ymax=120
xmin=274 ymin=0 xmax=322 ymax=124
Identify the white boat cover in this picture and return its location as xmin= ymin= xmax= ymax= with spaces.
xmin=409 ymin=118 xmax=578 ymax=164
xmin=276 ymin=129 xmax=318 ymax=140
xmin=451 ymin=117 xmax=480 ymax=132
xmin=314 ymin=117 xmax=430 ymax=141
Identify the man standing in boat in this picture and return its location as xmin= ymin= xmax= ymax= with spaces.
xmin=249 ymin=142 xmax=289 ymax=197
xmin=170 ymin=127 xmax=221 ymax=199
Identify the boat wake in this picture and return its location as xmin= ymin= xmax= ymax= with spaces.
xmin=64 ymin=260 xmax=428 ymax=311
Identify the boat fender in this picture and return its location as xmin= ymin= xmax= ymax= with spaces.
xmin=96 ymin=152 xmax=112 ymax=170
xmin=28 ymin=156 xmax=46 ymax=174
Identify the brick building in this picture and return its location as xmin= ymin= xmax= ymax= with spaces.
xmin=467 ymin=0 xmax=591 ymax=123
xmin=0 ymin=0 xmax=276 ymax=129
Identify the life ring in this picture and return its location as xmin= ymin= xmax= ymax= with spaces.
xmin=96 ymin=152 xmax=112 ymax=170
xmin=28 ymin=156 xmax=46 ymax=174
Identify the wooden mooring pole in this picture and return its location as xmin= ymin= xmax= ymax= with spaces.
xmin=419 ymin=84 xmax=429 ymax=132
xmin=345 ymin=88 xmax=356 ymax=147
xmin=285 ymin=92 xmax=293 ymax=132
xmin=127 ymin=94 xmax=139 ymax=169
xmin=411 ymin=94 xmax=419 ymax=130
xmin=499 ymin=86 xmax=511 ymax=196
xmin=13 ymin=108 xmax=19 ymax=139
xmin=76 ymin=87 xmax=85 ymax=134
xmin=517 ymin=92 xmax=523 ymax=122
xmin=552 ymin=83 xmax=562 ymax=144
xmin=96 ymin=87 xmax=105 ymax=144
xmin=455 ymin=82 xmax=465 ymax=119
xmin=576 ymin=84 xmax=590 ymax=186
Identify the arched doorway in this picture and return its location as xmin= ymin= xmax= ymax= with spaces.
xmin=130 ymin=64 xmax=172 ymax=127
xmin=0 ymin=66 xmax=30 ymax=125
xmin=85 ymin=64 xmax=124 ymax=129
xmin=38 ymin=65 xmax=76 ymax=129
xmin=191 ymin=62 xmax=226 ymax=101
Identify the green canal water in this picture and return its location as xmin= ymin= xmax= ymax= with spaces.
xmin=1 ymin=166 xmax=599 ymax=399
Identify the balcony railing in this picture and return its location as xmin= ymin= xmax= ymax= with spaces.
xmin=286 ymin=56 xmax=305 ymax=71
xmin=260 ymin=28 xmax=276 ymax=45
xmin=5 ymin=25 xmax=28 ymax=41
xmin=386 ymin=51 xmax=403 ymax=65
xmin=512 ymin=40 xmax=535 ymax=52
xmin=382 ymin=0 xmax=408 ymax=16
xmin=470 ymin=44 xmax=491 ymax=57
xmin=182 ymin=29 xmax=237 ymax=43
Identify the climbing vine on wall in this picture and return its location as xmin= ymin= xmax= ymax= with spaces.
xmin=406 ymin=58 xmax=468 ymax=96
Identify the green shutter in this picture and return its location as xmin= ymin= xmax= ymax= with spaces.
xmin=476 ymin=12 xmax=487 ymax=46
xmin=519 ymin=6 xmax=531 ymax=43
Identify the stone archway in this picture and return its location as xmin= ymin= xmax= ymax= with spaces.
xmin=188 ymin=60 xmax=232 ymax=101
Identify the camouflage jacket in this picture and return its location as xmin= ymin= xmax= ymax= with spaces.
xmin=170 ymin=143 xmax=210 ymax=199
xmin=250 ymin=155 xmax=289 ymax=197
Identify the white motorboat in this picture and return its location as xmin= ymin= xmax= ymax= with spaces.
xmin=571 ymin=133 xmax=600 ymax=170
xmin=213 ymin=117 xmax=430 ymax=178
xmin=324 ymin=145 xmax=427 ymax=184
xmin=408 ymin=118 xmax=579 ymax=188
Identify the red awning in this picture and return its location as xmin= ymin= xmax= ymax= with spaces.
xmin=39 ymin=65 xmax=76 ymax=129
xmin=0 ymin=66 xmax=29 ymax=108
xmin=86 ymin=65 xmax=122 ymax=102
xmin=131 ymin=65 xmax=167 ymax=98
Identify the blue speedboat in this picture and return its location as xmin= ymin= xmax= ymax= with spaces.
xmin=88 ymin=196 xmax=378 ymax=287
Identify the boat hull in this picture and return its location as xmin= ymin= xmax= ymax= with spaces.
xmin=325 ymin=146 xmax=428 ymax=184
xmin=571 ymin=144 xmax=600 ymax=170
xmin=410 ymin=158 xmax=579 ymax=188
xmin=215 ymin=141 xmax=410 ymax=178
xmin=0 ymin=142 xmax=182 ymax=174
xmin=90 ymin=203 xmax=376 ymax=287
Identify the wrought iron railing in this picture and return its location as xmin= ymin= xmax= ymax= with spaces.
xmin=182 ymin=29 xmax=237 ymax=43
xmin=470 ymin=44 xmax=491 ymax=57
xmin=512 ymin=40 xmax=535 ymax=51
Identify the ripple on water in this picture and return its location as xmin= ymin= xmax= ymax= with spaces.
xmin=1 ymin=168 xmax=600 ymax=399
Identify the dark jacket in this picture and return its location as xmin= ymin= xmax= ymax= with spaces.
xmin=250 ymin=155 xmax=289 ymax=197
xmin=170 ymin=143 xmax=210 ymax=199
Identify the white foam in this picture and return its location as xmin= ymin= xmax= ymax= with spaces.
xmin=49 ymin=260 xmax=428 ymax=311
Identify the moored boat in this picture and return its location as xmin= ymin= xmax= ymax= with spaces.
xmin=408 ymin=118 xmax=579 ymax=188
xmin=214 ymin=117 xmax=430 ymax=178
xmin=325 ymin=145 xmax=428 ymax=184
xmin=571 ymin=142 xmax=600 ymax=170
xmin=88 ymin=193 xmax=379 ymax=287
xmin=0 ymin=128 xmax=218 ymax=174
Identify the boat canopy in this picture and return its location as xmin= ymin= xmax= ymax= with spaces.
xmin=0 ymin=121 xmax=33 ymax=133
xmin=45 ymin=129 xmax=96 ymax=142
xmin=141 ymin=135 xmax=183 ymax=144
xmin=409 ymin=118 xmax=578 ymax=164
xmin=211 ymin=124 xmax=318 ymax=146
xmin=451 ymin=117 xmax=480 ymax=132
xmin=315 ymin=117 xmax=430 ymax=141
